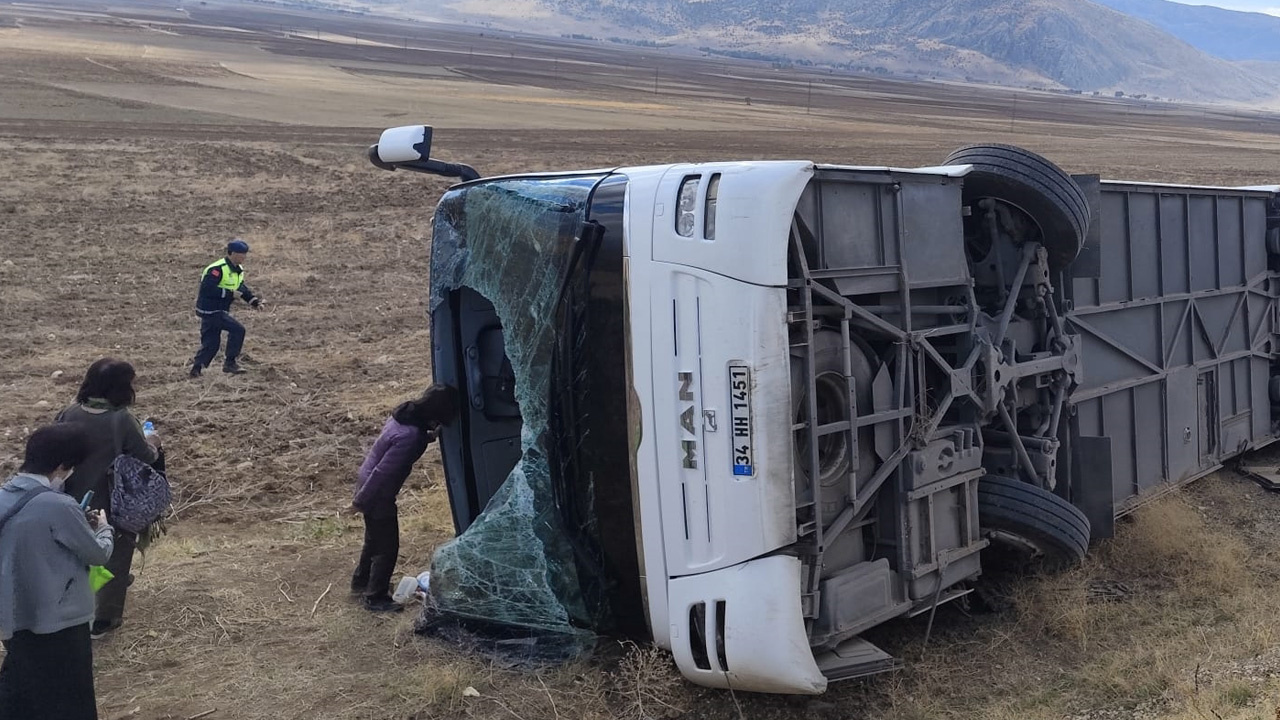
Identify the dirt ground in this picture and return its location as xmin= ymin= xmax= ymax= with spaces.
xmin=4 ymin=1 xmax=1280 ymax=718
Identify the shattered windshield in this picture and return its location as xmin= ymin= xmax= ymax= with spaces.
xmin=423 ymin=174 xmax=613 ymax=659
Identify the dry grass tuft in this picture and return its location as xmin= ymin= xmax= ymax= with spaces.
xmin=1008 ymin=559 xmax=1099 ymax=648
xmin=1102 ymin=495 xmax=1248 ymax=599
xmin=415 ymin=660 xmax=474 ymax=710
xmin=611 ymin=642 xmax=687 ymax=720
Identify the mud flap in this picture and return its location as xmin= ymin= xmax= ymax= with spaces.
xmin=1072 ymin=435 xmax=1115 ymax=540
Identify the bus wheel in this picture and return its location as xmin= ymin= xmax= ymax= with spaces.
xmin=946 ymin=143 xmax=1090 ymax=271
xmin=978 ymin=474 xmax=1090 ymax=571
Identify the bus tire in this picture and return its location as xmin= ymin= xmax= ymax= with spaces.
xmin=978 ymin=475 xmax=1090 ymax=570
xmin=946 ymin=144 xmax=1090 ymax=271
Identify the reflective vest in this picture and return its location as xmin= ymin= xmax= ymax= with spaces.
xmin=202 ymin=259 xmax=244 ymax=294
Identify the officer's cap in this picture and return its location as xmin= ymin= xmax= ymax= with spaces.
xmin=227 ymin=239 xmax=250 ymax=254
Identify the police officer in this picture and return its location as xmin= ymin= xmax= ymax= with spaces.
xmin=190 ymin=239 xmax=265 ymax=377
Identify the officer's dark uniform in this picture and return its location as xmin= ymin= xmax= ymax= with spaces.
xmin=191 ymin=240 xmax=262 ymax=377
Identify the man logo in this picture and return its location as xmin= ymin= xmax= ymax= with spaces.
xmin=678 ymin=371 xmax=697 ymax=469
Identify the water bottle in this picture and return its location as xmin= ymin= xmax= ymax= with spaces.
xmin=392 ymin=576 xmax=419 ymax=604
xmin=142 ymin=420 xmax=156 ymax=437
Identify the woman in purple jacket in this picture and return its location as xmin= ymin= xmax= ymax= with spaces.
xmin=350 ymin=385 xmax=459 ymax=612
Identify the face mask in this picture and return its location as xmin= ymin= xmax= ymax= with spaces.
xmin=51 ymin=468 xmax=73 ymax=492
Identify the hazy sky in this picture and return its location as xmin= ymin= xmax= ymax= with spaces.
xmin=1172 ymin=0 xmax=1280 ymax=14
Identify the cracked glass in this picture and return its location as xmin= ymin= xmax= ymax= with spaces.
xmin=422 ymin=175 xmax=611 ymax=659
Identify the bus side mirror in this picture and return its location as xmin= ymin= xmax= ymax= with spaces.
xmin=368 ymin=125 xmax=481 ymax=181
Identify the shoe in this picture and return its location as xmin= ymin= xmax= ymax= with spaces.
xmin=222 ymin=362 xmax=246 ymax=375
xmin=90 ymin=620 xmax=120 ymax=640
xmin=363 ymin=595 xmax=403 ymax=613
xmin=189 ymin=364 xmax=202 ymax=378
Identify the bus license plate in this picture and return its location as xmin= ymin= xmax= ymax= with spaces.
xmin=729 ymin=365 xmax=754 ymax=477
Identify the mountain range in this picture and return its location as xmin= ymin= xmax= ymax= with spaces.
xmin=397 ymin=0 xmax=1280 ymax=104
xmin=1092 ymin=0 xmax=1280 ymax=62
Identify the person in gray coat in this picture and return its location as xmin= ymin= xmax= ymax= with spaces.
xmin=0 ymin=423 xmax=114 ymax=720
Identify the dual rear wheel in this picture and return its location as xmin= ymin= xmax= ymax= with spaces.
xmin=954 ymin=144 xmax=1092 ymax=568
xmin=791 ymin=143 xmax=1093 ymax=568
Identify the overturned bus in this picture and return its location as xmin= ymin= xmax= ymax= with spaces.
xmin=369 ymin=125 xmax=1280 ymax=694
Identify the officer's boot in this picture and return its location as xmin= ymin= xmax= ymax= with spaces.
xmin=223 ymin=361 xmax=246 ymax=375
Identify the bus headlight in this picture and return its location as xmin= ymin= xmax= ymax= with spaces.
xmin=677 ymin=175 xmax=700 ymax=237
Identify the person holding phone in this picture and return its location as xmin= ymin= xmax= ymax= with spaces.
xmin=0 ymin=424 xmax=114 ymax=720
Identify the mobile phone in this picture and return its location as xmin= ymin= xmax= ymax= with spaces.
xmin=79 ymin=490 xmax=94 ymax=510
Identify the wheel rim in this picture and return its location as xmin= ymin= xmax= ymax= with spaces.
xmin=795 ymin=371 xmax=851 ymax=487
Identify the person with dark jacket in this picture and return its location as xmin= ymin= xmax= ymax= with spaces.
xmin=55 ymin=358 xmax=161 ymax=639
xmin=350 ymin=385 xmax=459 ymax=612
xmin=0 ymin=423 xmax=114 ymax=720
xmin=190 ymin=238 xmax=265 ymax=378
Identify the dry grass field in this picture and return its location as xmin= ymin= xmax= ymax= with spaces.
xmin=4 ymin=0 xmax=1280 ymax=718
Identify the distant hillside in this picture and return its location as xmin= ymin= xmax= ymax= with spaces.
xmin=402 ymin=0 xmax=1280 ymax=104
xmin=1093 ymin=0 xmax=1280 ymax=61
